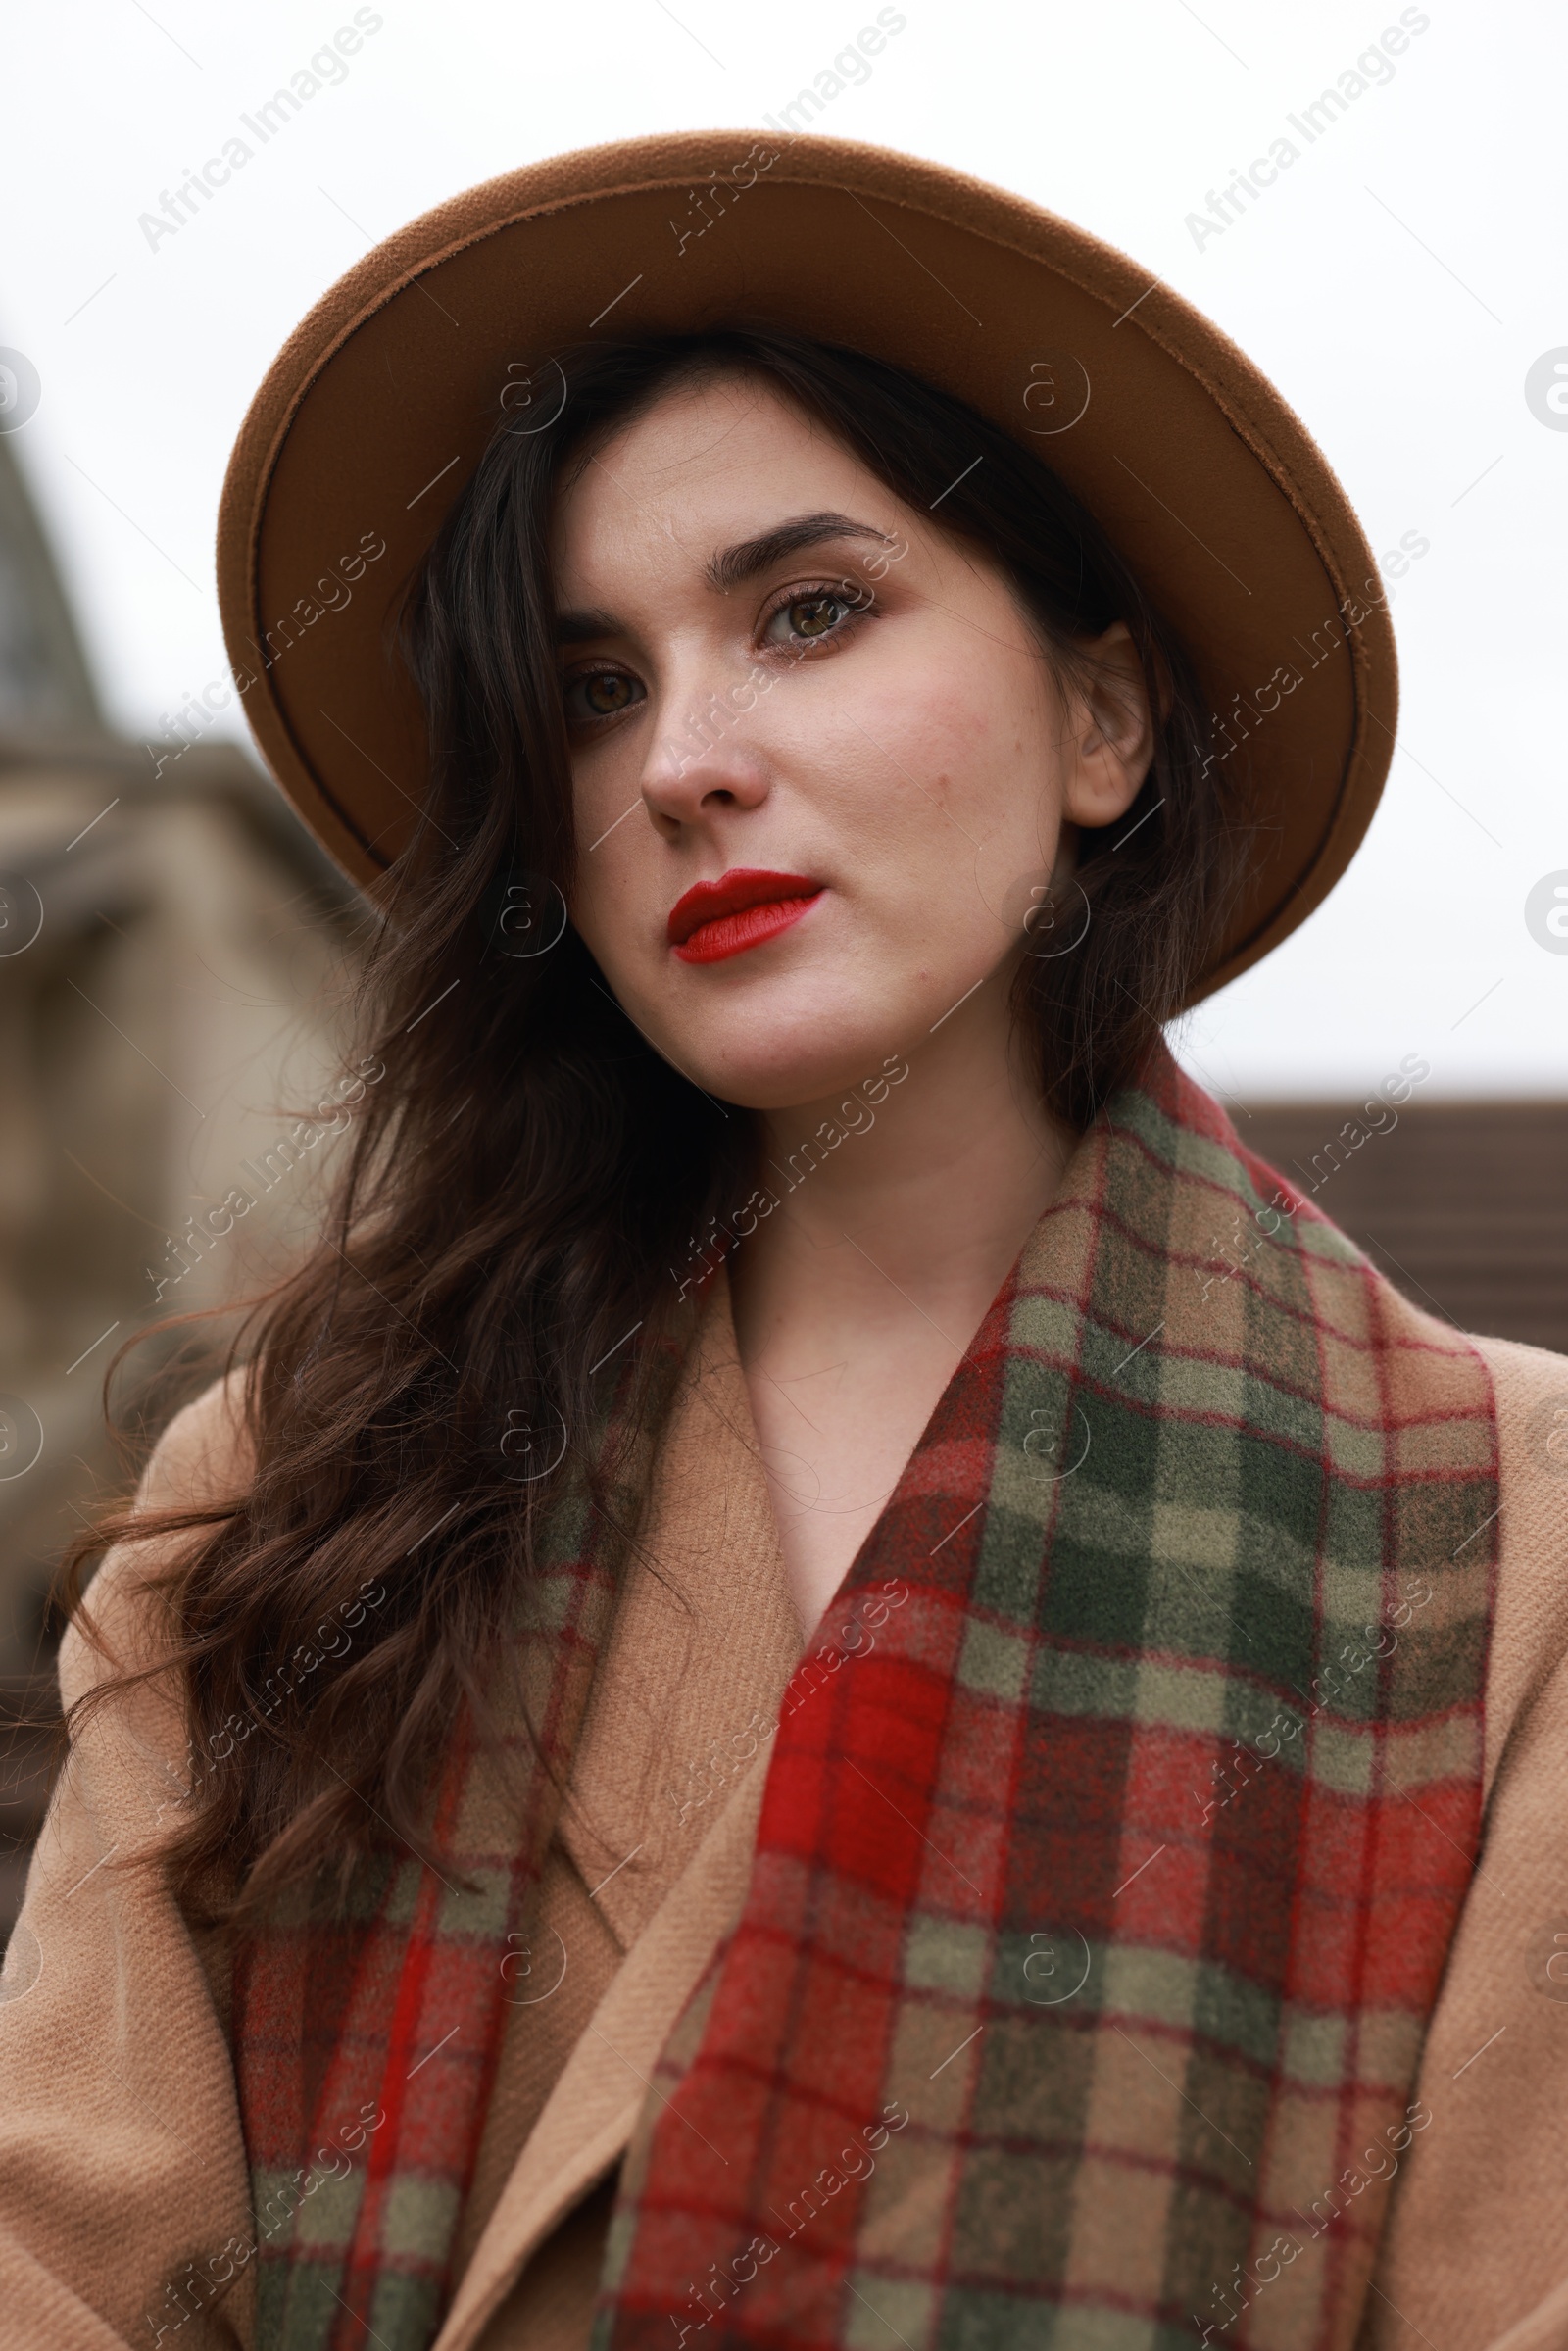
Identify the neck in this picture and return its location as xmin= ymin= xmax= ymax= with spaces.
xmin=728 ymin=966 xmax=1076 ymax=1361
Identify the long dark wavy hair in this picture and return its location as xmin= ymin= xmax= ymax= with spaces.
xmin=57 ymin=324 xmax=1248 ymax=1929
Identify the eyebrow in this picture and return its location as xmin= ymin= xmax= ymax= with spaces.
xmin=704 ymin=511 xmax=897 ymax=593
xmin=553 ymin=511 xmax=898 ymax=644
xmin=556 ymin=606 xmax=621 ymax=646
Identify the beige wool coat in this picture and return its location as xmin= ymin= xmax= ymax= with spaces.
xmin=1 ymin=1272 xmax=1567 ymax=2351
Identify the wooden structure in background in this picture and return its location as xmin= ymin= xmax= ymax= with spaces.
xmin=1243 ymin=1100 xmax=1568 ymax=1358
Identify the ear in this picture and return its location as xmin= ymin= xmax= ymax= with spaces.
xmin=1060 ymin=622 xmax=1156 ymax=830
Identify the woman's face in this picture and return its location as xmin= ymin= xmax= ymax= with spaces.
xmin=551 ymin=370 xmax=1151 ymax=1111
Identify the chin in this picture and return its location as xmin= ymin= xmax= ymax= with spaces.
xmin=673 ymin=1005 xmax=897 ymax=1114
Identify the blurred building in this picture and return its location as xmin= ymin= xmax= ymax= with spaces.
xmin=0 ymin=430 xmax=362 ymax=1930
xmin=1242 ymin=1099 xmax=1568 ymax=1360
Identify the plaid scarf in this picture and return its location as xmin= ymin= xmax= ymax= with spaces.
xmin=232 ymin=1046 xmax=1496 ymax=2349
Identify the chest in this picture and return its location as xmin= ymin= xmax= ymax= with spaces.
xmin=740 ymin=1315 xmax=967 ymax=1635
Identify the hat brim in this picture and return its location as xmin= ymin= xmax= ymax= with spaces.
xmin=217 ymin=129 xmax=1396 ymax=1001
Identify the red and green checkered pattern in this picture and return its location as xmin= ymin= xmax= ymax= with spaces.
xmin=236 ymin=1046 xmax=1496 ymax=2350
xmin=594 ymin=1048 xmax=1496 ymax=2351
xmin=232 ymin=1337 xmax=687 ymax=2347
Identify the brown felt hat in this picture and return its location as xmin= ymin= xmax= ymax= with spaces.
xmin=217 ymin=129 xmax=1396 ymax=999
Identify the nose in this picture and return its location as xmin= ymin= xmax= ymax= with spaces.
xmin=637 ymin=673 xmax=772 ymax=834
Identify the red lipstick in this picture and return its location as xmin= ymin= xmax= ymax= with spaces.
xmin=667 ymin=868 xmax=824 ymax=965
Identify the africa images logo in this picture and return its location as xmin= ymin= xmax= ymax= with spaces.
xmin=1524 ymin=349 xmax=1568 ymax=430
xmin=1525 ymin=873 xmax=1568 ymax=955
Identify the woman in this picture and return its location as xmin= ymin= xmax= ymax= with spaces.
xmin=2 ymin=133 xmax=1565 ymax=2351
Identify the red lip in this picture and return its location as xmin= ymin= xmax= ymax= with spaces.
xmin=667 ymin=867 xmax=825 ymax=965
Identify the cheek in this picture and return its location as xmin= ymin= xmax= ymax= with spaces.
xmin=566 ymin=747 xmax=649 ymax=937
xmin=568 ymin=745 xmax=634 ymax=859
xmin=566 ymin=838 xmax=639 ymax=976
xmin=816 ymin=653 xmax=1061 ymax=916
xmin=861 ymin=623 xmax=1055 ymax=819
xmin=802 ymin=641 xmax=1003 ymax=845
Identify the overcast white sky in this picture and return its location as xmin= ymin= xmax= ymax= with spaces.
xmin=0 ymin=0 xmax=1562 ymax=1098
